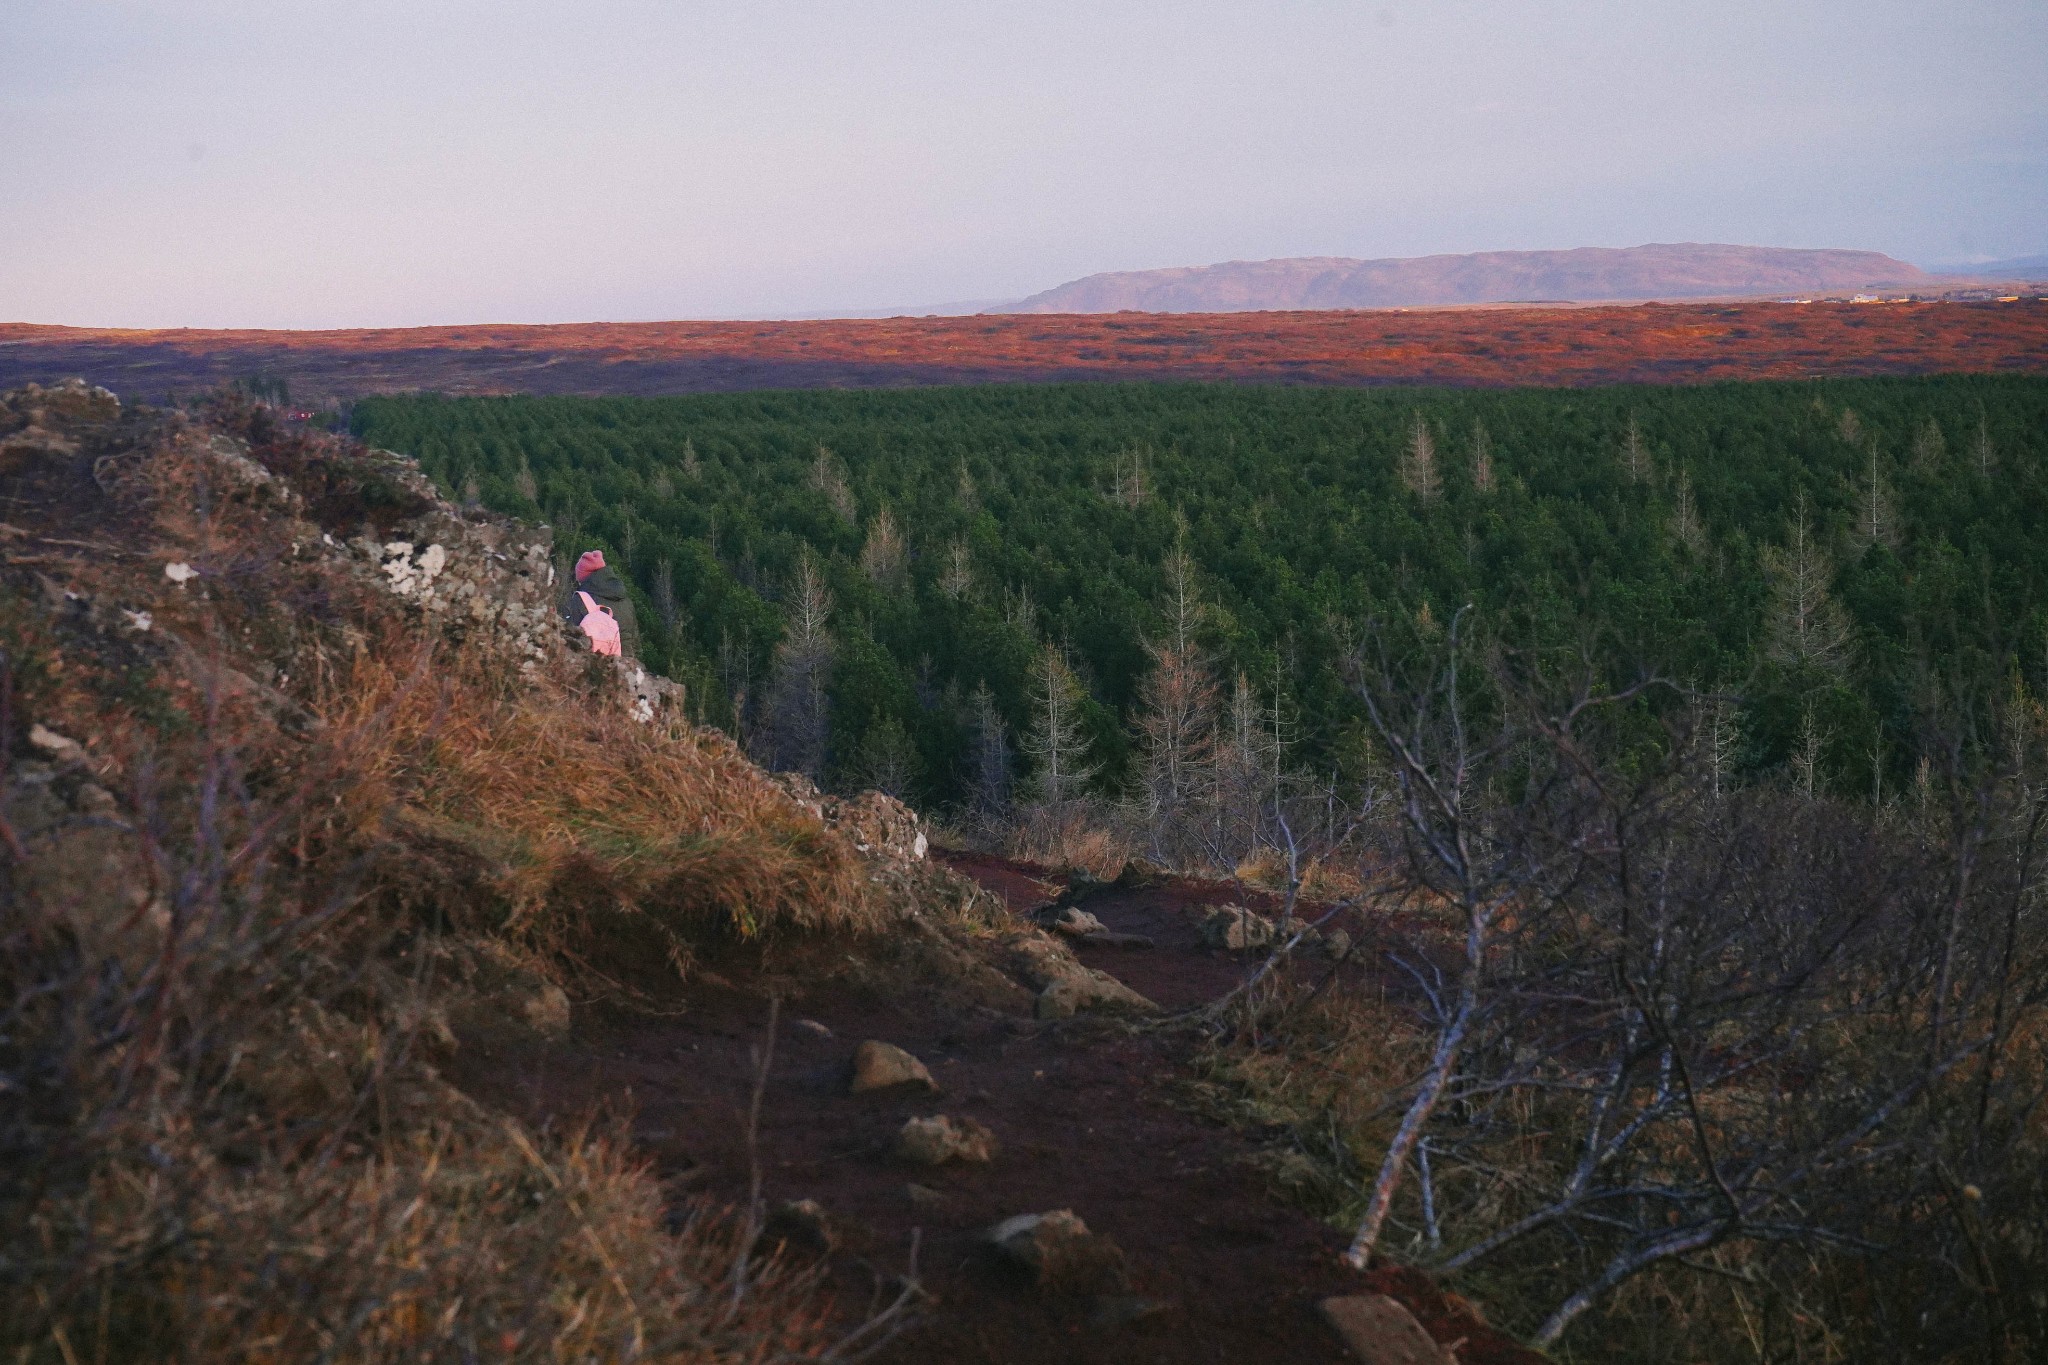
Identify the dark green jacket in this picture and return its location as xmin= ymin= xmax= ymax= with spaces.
xmin=563 ymin=565 xmax=638 ymax=657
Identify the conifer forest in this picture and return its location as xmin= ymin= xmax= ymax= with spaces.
xmin=355 ymin=375 xmax=2048 ymax=827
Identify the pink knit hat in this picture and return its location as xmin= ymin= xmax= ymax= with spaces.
xmin=574 ymin=549 xmax=606 ymax=581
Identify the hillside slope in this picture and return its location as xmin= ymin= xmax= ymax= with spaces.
xmin=998 ymin=243 xmax=1941 ymax=313
xmin=0 ymin=381 xmax=1546 ymax=1364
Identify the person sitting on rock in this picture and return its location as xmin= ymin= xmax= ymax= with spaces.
xmin=562 ymin=549 xmax=637 ymax=657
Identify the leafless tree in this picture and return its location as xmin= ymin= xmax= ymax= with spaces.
xmin=1341 ymin=606 xmax=1555 ymax=1270
xmin=1762 ymin=495 xmax=1853 ymax=673
xmin=1110 ymin=445 xmax=1151 ymax=509
xmin=652 ymin=557 xmax=678 ymax=635
xmin=1002 ymin=581 xmax=1038 ymax=635
xmin=1020 ymin=644 xmax=1097 ymax=807
xmin=939 ymin=537 xmax=973 ymax=601
xmin=758 ymin=553 xmax=833 ymax=779
xmin=1336 ymin=631 xmax=2048 ymax=1352
xmin=811 ymin=445 xmax=856 ymax=523
xmin=1133 ymin=549 xmax=1220 ymax=861
xmin=1669 ymin=467 xmax=1704 ymax=551
xmin=1621 ymin=414 xmax=1651 ymax=485
xmin=966 ymin=683 xmax=1013 ymax=820
xmin=860 ymin=505 xmax=907 ymax=590
xmin=1860 ymin=441 xmax=1899 ymax=551
xmin=1468 ymin=419 xmax=1495 ymax=494
xmin=1400 ymin=413 xmax=1441 ymax=502
xmin=1912 ymin=416 xmax=1947 ymax=472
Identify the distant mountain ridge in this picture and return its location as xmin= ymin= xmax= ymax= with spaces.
xmin=994 ymin=243 xmax=1944 ymax=314
xmin=1933 ymin=254 xmax=2048 ymax=279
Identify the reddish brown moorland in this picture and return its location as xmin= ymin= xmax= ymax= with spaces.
xmin=3 ymin=300 xmax=2045 ymax=401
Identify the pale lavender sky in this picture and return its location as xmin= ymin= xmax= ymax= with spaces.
xmin=4 ymin=0 xmax=2043 ymax=328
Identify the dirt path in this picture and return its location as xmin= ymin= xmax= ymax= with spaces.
xmin=453 ymin=852 xmax=1534 ymax=1365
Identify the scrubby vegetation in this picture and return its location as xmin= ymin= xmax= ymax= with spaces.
xmin=12 ymin=370 xmax=2045 ymax=1362
xmin=0 ymin=384 xmax=910 ymax=1361
xmin=352 ymin=374 xmax=2048 ymax=1361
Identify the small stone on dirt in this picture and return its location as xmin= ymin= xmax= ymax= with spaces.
xmin=850 ymin=1039 xmax=937 ymax=1093
xmin=518 ymin=982 xmax=571 ymax=1038
xmin=981 ymin=1209 xmax=1129 ymax=1294
xmin=27 ymin=725 xmax=86 ymax=766
xmin=793 ymin=1017 xmax=833 ymax=1039
xmin=1323 ymin=928 xmax=1353 ymax=960
xmin=1037 ymin=968 xmax=1157 ymax=1020
xmin=896 ymin=1114 xmax=998 ymax=1166
xmin=1319 ymin=1295 xmax=1456 ymax=1365
xmin=1049 ymin=906 xmax=1110 ymax=938
xmin=906 ymin=1182 xmax=947 ymax=1209
xmin=1201 ymin=903 xmax=1275 ymax=951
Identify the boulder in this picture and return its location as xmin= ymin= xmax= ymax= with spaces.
xmin=895 ymin=1114 xmax=998 ymax=1166
xmin=850 ymin=1039 xmax=937 ymax=1093
xmin=1323 ymin=928 xmax=1354 ymax=961
xmin=1201 ymin=903 xmax=1276 ymax=951
xmin=1037 ymin=969 xmax=1157 ymax=1020
xmin=1318 ymin=1295 xmax=1456 ymax=1365
xmin=981 ymin=1210 xmax=1128 ymax=1294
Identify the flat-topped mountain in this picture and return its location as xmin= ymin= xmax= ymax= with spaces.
xmin=995 ymin=243 xmax=1942 ymax=314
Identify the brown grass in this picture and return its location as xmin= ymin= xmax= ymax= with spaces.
xmin=316 ymin=638 xmax=885 ymax=968
xmin=1001 ymin=802 xmax=1134 ymax=881
xmin=0 ymin=393 xmax=905 ymax=1362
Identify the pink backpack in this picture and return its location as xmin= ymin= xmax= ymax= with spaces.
xmin=575 ymin=591 xmax=622 ymax=656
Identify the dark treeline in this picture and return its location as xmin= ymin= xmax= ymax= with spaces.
xmin=353 ymin=375 xmax=2048 ymax=817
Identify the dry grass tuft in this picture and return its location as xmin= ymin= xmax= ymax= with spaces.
xmin=1002 ymin=802 xmax=1134 ymax=881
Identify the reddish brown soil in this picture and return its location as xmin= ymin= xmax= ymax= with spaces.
xmin=452 ymin=851 xmax=1542 ymax=1364
xmin=4 ymin=300 xmax=2044 ymax=403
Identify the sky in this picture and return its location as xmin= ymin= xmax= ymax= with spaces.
xmin=3 ymin=0 xmax=2044 ymax=328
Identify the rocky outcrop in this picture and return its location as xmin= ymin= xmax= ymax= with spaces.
xmin=770 ymin=774 xmax=928 ymax=864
